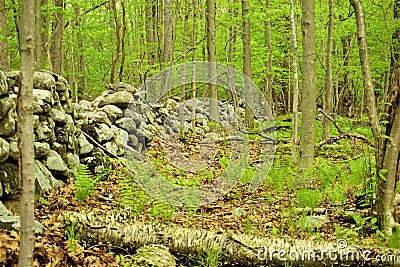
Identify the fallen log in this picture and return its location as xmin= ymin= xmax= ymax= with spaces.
xmin=63 ymin=211 xmax=400 ymax=266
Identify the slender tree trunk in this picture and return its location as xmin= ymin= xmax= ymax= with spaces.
xmin=289 ymin=0 xmax=299 ymax=164
xmin=180 ymin=0 xmax=189 ymax=129
xmin=0 ymin=0 xmax=9 ymax=70
xmin=338 ymin=34 xmax=354 ymax=116
xmin=323 ymin=0 xmax=334 ymax=140
xmin=376 ymin=0 xmax=400 ymax=236
xmin=242 ymin=0 xmax=254 ymax=129
xmin=264 ymin=0 xmax=273 ymax=111
xmin=75 ymin=7 xmax=86 ymax=99
xmin=110 ymin=0 xmax=120 ymax=84
xmin=162 ymin=0 xmax=174 ymax=67
xmin=51 ymin=0 xmax=63 ymax=74
xmin=145 ymin=0 xmax=157 ymax=68
xmin=349 ymin=0 xmax=381 ymax=151
xmin=296 ymin=0 xmax=317 ymax=186
xmin=18 ymin=0 xmax=35 ymax=265
xmin=34 ymin=0 xmax=43 ymax=69
xmin=227 ymin=8 xmax=238 ymax=113
xmin=119 ymin=0 xmax=126 ymax=82
xmin=190 ymin=0 xmax=198 ymax=130
xmin=206 ymin=0 xmax=218 ymax=123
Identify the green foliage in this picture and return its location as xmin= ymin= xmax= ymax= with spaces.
xmin=115 ymin=254 xmax=133 ymax=267
xmin=66 ymin=223 xmax=78 ymax=254
xmin=192 ymin=246 xmax=221 ymax=267
xmin=387 ymin=231 xmax=400 ymax=249
xmin=296 ymin=190 xmax=322 ymax=209
xmin=73 ymin=164 xmax=97 ymax=202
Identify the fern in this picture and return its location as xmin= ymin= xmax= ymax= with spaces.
xmin=74 ymin=164 xmax=96 ymax=202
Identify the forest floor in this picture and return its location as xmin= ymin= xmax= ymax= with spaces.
xmin=0 ymin=116 xmax=399 ymax=266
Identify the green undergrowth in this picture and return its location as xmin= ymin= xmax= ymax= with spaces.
xmin=68 ymin=115 xmax=399 ymax=266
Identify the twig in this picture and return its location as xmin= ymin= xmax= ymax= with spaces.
xmin=317 ymin=132 xmax=374 ymax=147
xmin=318 ymin=108 xmax=343 ymax=133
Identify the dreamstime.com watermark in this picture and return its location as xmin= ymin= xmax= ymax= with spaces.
xmin=256 ymin=239 xmax=400 ymax=263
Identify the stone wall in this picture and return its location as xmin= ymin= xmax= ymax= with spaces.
xmin=0 ymin=70 xmax=157 ymax=201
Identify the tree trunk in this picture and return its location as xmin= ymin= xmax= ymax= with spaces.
xmin=349 ymin=0 xmax=381 ymax=154
xmin=296 ymin=0 xmax=317 ymax=186
xmin=145 ymin=0 xmax=157 ymax=68
xmin=227 ymin=7 xmax=238 ymax=113
xmin=119 ymin=0 xmax=126 ymax=82
xmin=34 ymin=0 xmax=44 ymax=69
xmin=64 ymin=211 xmax=400 ymax=267
xmin=0 ymin=0 xmax=9 ymax=70
xmin=162 ymin=0 xmax=174 ymax=67
xmin=51 ymin=0 xmax=63 ymax=74
xmin=289 ymin=0 xmax=299 ymax=164
xmin=264 ymin=0 xmax=273 ymax=112
xmin=323 ymin=0 xmax=334 ymax=140
xmin=338 ymin=34 xmax=354 ymax=117
xmin=376 ymin=0 xmax=400 ymax=236
xmin=17 ymin=0 xmax=35 ymax=265
xmin=206 ymin=0 xmax=218 ymax=123
xmin=110 ymin=0 xmax=120 ymax=84
xmin=242 ymin=0 xmax=254 ymax=129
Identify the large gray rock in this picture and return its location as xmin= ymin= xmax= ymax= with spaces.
xmin=66 ymin=152 xmax=80 ymax=174
xmin=0 ymin=137 xmax=9 ymax=163
xmin=33 ymin=89 xmax=53 ymax=105
xmin=46 ymin=150 xmax=67 ymax=172
xmin=0 ymin=97 xmax=15 ymax=120
xmin=98 ymin=90 xmax=133 ymax=108
xmin=34 ymin=142 xmax=50 ymax=158
xmin=51 ymin=108 xmax=68 ymax=125
xmin=0 ymin=163 xmax=19 ymax=196
xmin=8 ymin=140 xmax=18 ymax=161
xmin=33 ymin=71 xmax=56 ymax=91
xmin=0 ymin=201 xmax=11 ymax=216
xmin=100 ymin=105 xmax=123 ymax=123
xmin=0 ymin=70 xmax=8 ymax=96
xmin=0 ymin=98 xmax=16 ymax=137
xmin=35 ymin=160 xmax=61 ymax=192
xmin=116 ymin=117 xmax=137 ymax=132
xmin=34 ymin=121 xmax=55 ymax=142
xmin=0 ymin=216 xmax=44 ymax=235
xmin=78 ymin=133 xmax=93 ymax=155
xmin=95 ymin=123 xmax=113 ymax=143
xmin=78 ymin=111 xmax=111 ymax=125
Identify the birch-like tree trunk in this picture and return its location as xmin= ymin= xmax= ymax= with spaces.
xmin=18 ymin=0 xmax=35 ymax=265
xmin=64 ymin=211 xmax=400 ymax=267
xmin=296 ymin=0 xmax=317 ymax=186
xmin=323 ymin=0 xmax=334 ymax=140
xmin=289 ymin=0 xmax=299 ymax=164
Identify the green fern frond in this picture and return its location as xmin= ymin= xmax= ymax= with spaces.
xmin=74 ymin=164 xmax=96 ymax=202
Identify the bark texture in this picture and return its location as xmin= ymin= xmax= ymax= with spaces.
xmin=64 ymin=211 xmax=400 ymax=267
xmin=242 ymin=0 xmax=253 ymax=128
xmin=206 ymin=0 xmax=218 ymax=122
xmin=297 ymin=0 xmax=317 ymax=186
xmin=289 ymin=0 xmax=299 ymax=163
xmin=18 ymin=0 xmax=35 ymax=265
xmin=0 ymin=0 xmax=9 ymax=70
